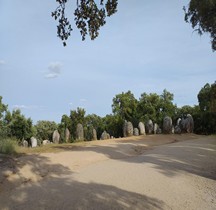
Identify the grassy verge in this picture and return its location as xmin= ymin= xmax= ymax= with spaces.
xmin=0 ymin=138 xmax=18 ymax=155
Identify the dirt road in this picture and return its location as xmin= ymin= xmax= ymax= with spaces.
xmin=0 ymin=134 xmax=216 ymax=210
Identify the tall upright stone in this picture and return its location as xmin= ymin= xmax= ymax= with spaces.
xmin=138 ymin=122 xmax=145 ymax=135
xmin=93 ymin=128 xmax=97 ymax=140
xmin=101 ymin=131 xmax=110 ymax=140
xmin=65 ymin=128 xmax=70 ymax=143
xmin=53 ymin=130 xmax=60 ymax=144
xmin=30 ymin=137 xmax=37 ymax=147
xmin=23 ymin=140 xmax=28 ymax=147
xmin=163 ymin=116 xmax=172 ymax=134
xmin=153 ymin=123 xmax=158 ymax=134
xmin=126 ymin=121 xmax=133 ymax=137
xmin=76 ymin=123 xmax=84 ymax=140
xmin=146 ymin=120 xmax=153 ymax=134
xmin=134 ymin=128 xmax=139 ymax=136
xmin=123 ymin=120 xmax=127 ymax=137
xmin=180 ymin=114 xmax=194 ymax=133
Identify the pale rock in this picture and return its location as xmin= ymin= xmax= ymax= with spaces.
xmin=76 ymin=123 xmax=84 ymax=140
xmin=138 ymin=122 xmax=146 ymax=135
xmin=30 ymin=137 xmax=37 ymax=147
xmin=146 ymin=120 xmax=153 ymax=134
xmin=52 ymin=130 xmax=60 ymax=144
xmin=65 ymin=128 xmax=70 ymax=143
xmin=22 ymin=140 xmax=28 ymax=147
xmin=134 ymin=128 xmax=139 ymax=136
xmin=163 ymin=116 xmax=172 ymax=134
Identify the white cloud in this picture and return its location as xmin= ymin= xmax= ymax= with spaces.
xmin=13 ymin=105 xmax=28 ymax=110
xmin=80 ymin=99 xmax=87 ymax=102
xmin=44 ymin=73 xmax=59 ymax=79
xmin=44 ymin=62 xmax=62 ymax=79
xmin=13 ymin=105 xmax=44 ymax=110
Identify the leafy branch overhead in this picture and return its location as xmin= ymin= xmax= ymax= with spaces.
xmin=184 ymin=0 xmax=216 ymax=51
xmin=52 ymin=0 xmax=118 ymax=46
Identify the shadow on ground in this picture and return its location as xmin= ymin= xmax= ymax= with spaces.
xmin=0 ymin=155 xmax=167 ymax=210
xmin=53 ymin=135 xmax=216 ymax=180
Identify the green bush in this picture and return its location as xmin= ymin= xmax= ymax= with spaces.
xmin=0 ymin=138 xmax=17 ymax=155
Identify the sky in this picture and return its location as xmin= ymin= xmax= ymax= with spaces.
xmin=0 ymin=0 xmax=215 ymax=124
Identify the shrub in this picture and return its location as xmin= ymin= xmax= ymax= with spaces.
xmin=0 ymin=138 xmax=17 ymax=155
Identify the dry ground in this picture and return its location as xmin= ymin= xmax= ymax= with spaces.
xmin=0 ymin=134 xmax=216 ymax=210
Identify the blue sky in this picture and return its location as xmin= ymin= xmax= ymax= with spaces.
xmin=0 ymin=0 xmax=215 ymax=124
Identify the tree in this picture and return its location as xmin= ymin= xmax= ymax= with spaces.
xmin=70 ymin=107 xmax=86 ymax=138
xmin=102 ymin=114 xmax=123 ymax=137
xmin=52 ymin=0 xmax=118 ymax=46
xmin=0 ymin=97 xmax=9 ymax=138
xmin=112 ymin=91 xmax=138 ymax=123
xmin=35 ymin=120 xmax=58 ymax=141
xmin=194 ymin=82 xmax=216 ymax=134
xmin=184 ymin=0 xmax=216 ymax=51
xmin=160 ymin=89 xmax=177 ymax=119
xmin=198 ymin=82 xmax=216 ymax=112
xmin=85 ymin=114 xmax=103 ymax=139
xmin=137 ymin=93 xmax=161 ymax=123
xmin=9 ymin=109 xmax=34 ymax=140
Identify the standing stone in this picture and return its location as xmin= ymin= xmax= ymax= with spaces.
xmin=163 ymin=116 xmax=172 ymax=134
xmin=146 ymin=120 xmax=153 ymax=134
xmin=30 ymin=137 xmax=37 ymax=148
xmin=123 ymin=120 xmax=127 ymax=137
xmin=22 ymin=140 xmax=28 ymax=147
xmin=174 ymin=125 xmax=181 ymax=134
xmin=177 ymin=118 xmax=181 ymax=126
xmin=180 ymin=114 xmax=194 ymax=133
xmin=93 ymin=128 xmax=97 ymax=140
xmin=43 ymin=140 xmax=51 ymax=145
xmin=186 ymin=114 xmax=194 ymax=133
xmin=107 ymin=133 xmax=111 ymax=139
xmin=65 ymin=128 xmax=70 ymax=143
xmin=52 ymin=130 xmax=60 ymax=144
xmin=126 ymin=121 xmax=133 ymax=137
xmin=153 ymin=123 xmax=158 ymax=134
xmin=101 ymin=131 xmax=110 ymax=140
xmin=76 ymin=123 xmax=84 ymax=140
xmin=172 ymin=126 xmax=175 ymax=134
xmin=138 ymin=122 xmax=146 ymax=135
xmin=133 ymin=128 xmax=139 ymax=136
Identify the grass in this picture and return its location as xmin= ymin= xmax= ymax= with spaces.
xmin=0 ymin=138 xmax=18 ymax=155
xmin=16 ymin=141 xmax=91 ymax=154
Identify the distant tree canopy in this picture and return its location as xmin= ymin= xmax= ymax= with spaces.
xmin=184 ymin=0 xmax=216 ymax=51
xmin=0 ymin=82 xmax=215 ymax=142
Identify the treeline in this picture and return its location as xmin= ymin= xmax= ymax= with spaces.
xmin=0 ymin=82 xmax=215 ymax=143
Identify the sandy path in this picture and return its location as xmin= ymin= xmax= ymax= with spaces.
xmin=0 ymin=134 xmax=215 ymax=210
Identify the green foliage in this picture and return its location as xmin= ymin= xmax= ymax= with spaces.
xmin=137 ymin=89 xmax=176 ymax=126
xmin=52 ymin=0 xmax=118 ymax=46
xmin=0 ymin=138 xmax=17 ymax=155
xmin=138 ymin=93 xmax=161 ymax=123
xmin=112 ymin=91 xmax=138 ymax=122
xmin=35 ymin=120 xmax=58 ymax=141
xmin=184 ymin=0 xmax=216 ymax=51
xmin=58 ymin=114 xmax=72 ymax=142
xmin=198 ymin=82 xmax=216 ymax=112
xmin=8 ymin=110 xmax=34 ymax=140
xmin=195 ymin=82 xmax=216 ymax=134
xmin=70 ymin=107 xmax=86 ymax=138
xmin=1 ymin=81 xmax=216 ymax=142
xmin=0 ymin=96 xmax=7 ymax=120
xmin=103 ymin=114 xmax=123 ymax=138
xmin=85 ymin=114 xmax=104 ymax=139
